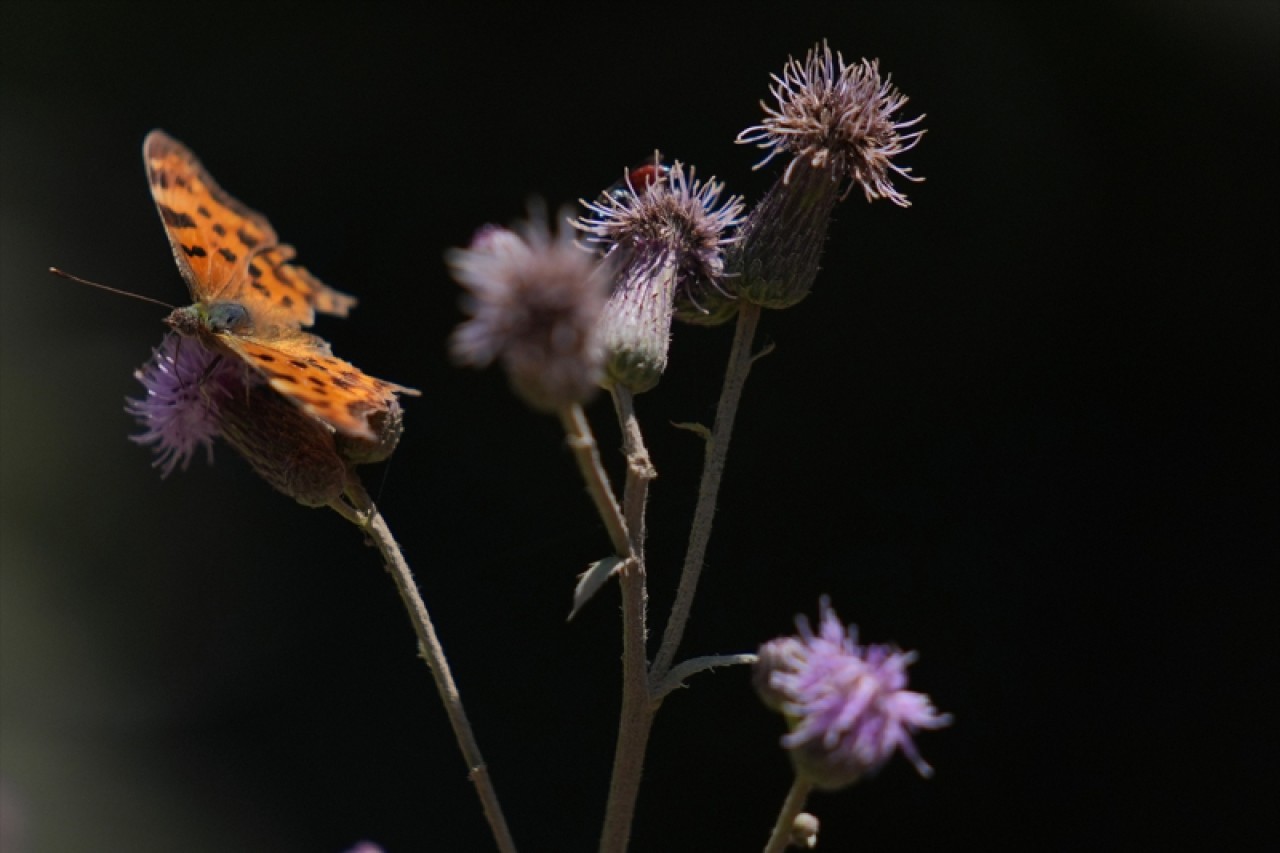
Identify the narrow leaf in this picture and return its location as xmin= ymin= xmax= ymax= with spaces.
xmin=569 ymin=555 xmax=625 ymax=621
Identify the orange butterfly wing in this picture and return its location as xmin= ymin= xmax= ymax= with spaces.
xmin=142 ymin=130 xmax=356 ymax=325
xmin=223 ymin=331 xmax=416 ymax=441
xmin=143 ymin=130 xmax=417 ymax=440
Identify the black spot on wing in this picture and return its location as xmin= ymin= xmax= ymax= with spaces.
xmin=238 ymin=227 xmax=260 ymax=249
xmin=213 ymin=223 xmax=227 ymax=236
xmin=159 ymin=204 xmax=196 ymax=229
xmin=218 ymin=248 xmax=237 ymax=262
xmin=181 ymin=244 xmax=207 ymax=258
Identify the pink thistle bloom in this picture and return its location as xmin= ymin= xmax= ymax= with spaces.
xmin=448 ymin=210 xmax=609 ymax=412
xmin=125 ymin=333 xmax=247 ymax=477
xmin=755 ymin=597 xmax=952 ymax=790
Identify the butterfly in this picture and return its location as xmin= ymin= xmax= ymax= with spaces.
xmin=143 ymin=129 xmax=418 ymax=441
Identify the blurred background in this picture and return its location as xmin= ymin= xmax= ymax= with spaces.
xmin=1 ymin=3 xmax=1274 ymax=851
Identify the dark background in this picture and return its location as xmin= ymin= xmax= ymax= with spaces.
xmin=1 ymin=3 xmax=1274 ymax=851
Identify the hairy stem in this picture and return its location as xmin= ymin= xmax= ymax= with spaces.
xmin=560 ymin=403 xmax=632 ymax=557
xmin=763 ymin=776 xmax=814 ymax=853
xmin=652 ymin=302 xmax=763 ymax=680
xmin=599 ymin=386 xmax=656 ymax=853
xmin=339 ymin=485 xmax=518 ymax=853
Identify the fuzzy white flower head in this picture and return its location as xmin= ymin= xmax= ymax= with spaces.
xmin=449 ymin=208 xmax=609 ymax=412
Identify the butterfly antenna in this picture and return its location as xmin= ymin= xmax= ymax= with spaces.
xmin=49 ymin=267 xmax=176 ymax=310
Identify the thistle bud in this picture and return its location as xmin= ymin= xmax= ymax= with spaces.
xmin=727 ymin=163 xmax=840 ymax=309
xmin=217 ymin=381 xmax=349 ymax=508
xmin=576 ymin=158 xmax=744 ymax=389
xmin=732 ymin=42 xmax=925 ymax=309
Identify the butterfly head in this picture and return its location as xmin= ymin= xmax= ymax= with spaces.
xmin=165 ymin=301 xmax=254 ymax=338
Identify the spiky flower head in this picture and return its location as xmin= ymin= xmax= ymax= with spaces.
xmin=449 ymin=209 xmax=608 ymax=412
xmin=577 ymin=156 xmax=745 ymax=331
xmin=126 ymin=333 xmax=246 ymax=477
xmin=754 ymin=597 xmax=951 ymax=790
xmin=574 ymin=158 xmax=745 ymax=390
xmin=728 ymin=44 xmax=925 ymax=310
xmin=737 ymin=41 xmax=925 ymax=206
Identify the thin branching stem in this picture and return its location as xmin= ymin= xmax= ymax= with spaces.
xmin=653 ymin=302 xmax=763 ymax=680
xmin=560 ymin=403 xmax=632 ymax=557
xmin=339 ymin=484 xmax=518 ymax=853
xmin=599 ymin=386 xmax=656 ymax=853
xmin=763 ymin=776 xmax=814 ymax=853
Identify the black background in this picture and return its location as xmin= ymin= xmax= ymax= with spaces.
xmin=1 ymin=3 xmax=1274 ymax=851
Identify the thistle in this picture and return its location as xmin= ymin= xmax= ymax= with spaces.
xmin=126 ymin=332 xmax=403 ymax=508
xmin=731 ymin=42 xmax=925 ymax=308
xmin=576 ymin=157 xmax=745 ymax=390
xmin=126 ymin=333 xmax=247 ymax=477
xmin=448 ymin=212 xmax=609 ymax=412
xmin=755 ymin=597 xmax=951 ymax=790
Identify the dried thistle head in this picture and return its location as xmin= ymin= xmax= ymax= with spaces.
xmin=448 ymin=209 xmax=609 ymax=412
xmin=728 ymin=43 xmax=925 ymax=309
xmin=738 ymin=41 xmax=925 ymax=206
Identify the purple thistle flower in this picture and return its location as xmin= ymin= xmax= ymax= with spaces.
xmin=755 ymin=597 xmax=951 ymax=790
xmin=125 ymin=333 xmax=247 ymax=477
xmin=576 ymin=157 xmax=744 ymax=269
xmin=577 ymin=157 xmax=746 ymax=333
xmin=738 ymin=41 xmax=925 ymax=206
xmin=448 ymin=209 xmax=609 ymax=413
xmin=574 ymin=157 xmax=745 ymax=389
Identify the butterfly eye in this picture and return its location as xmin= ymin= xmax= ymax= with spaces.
xmin=207 ymin=302 xmax=252 ymax=334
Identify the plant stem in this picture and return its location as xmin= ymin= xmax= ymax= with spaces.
xmin=559 ymin=403 xmax=632 ymax=557
xmin=599 ymin=386 xmax=656 ymax=853
xmin=652 ymin=302 xmax=763 ymax=680
xmin=763 ymin=776 xmax=814 ymax=853
xmin=339 ymin=485 xmax=518 ymax=853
